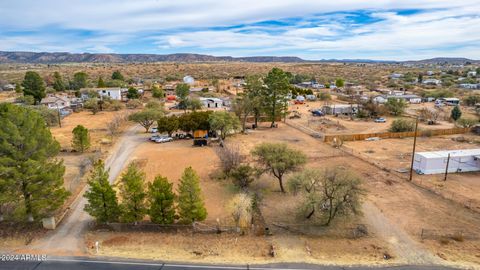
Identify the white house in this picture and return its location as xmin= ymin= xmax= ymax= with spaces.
xmin=467 ymin=71 xmax=477 ymax=77
xmin=322 ymin=104 xmax=358 ymax=115
xmin=374 ymin=94 xmax=421 ymax=104
xmin=413 ymin=149 xmax=480 ymax=175
xmin=183 ymin=76 xmax=195 ymax=85
xmin=97 ymin=88 xmax=127 ymax=101
xmin=200 ymin=97 xmax=223 ymax=109
xmin=389 ymin=73 xmax=404 ymax=79
xmin=459 ymin=83 xmax=480 ymax=89
xmin=423 ymin=79 xmax=441 ymax=85
xmin=437 ymin=98 xmax=460 ymax=106
xmin=40 ymin=95 xmax=71 ymax=110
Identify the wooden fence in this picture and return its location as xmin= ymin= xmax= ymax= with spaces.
xmin=323 ymin=127 xmax=472 ymax=142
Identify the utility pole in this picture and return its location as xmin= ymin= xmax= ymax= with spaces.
xmin=409 ymin=118 xmax=419 ymax=181
xmin=444 ymin=153 xmax=451 ymax=181
xmin=56 ymin=104 xmax=62 ymax=128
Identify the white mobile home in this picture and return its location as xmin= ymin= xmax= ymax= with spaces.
xmin=95 ymin=88 xmax=127 ymax=101
xmin=200 ymin=97 xmax=223 ymax=109
xmin=413 ymin=149 xmax=480 ymax=175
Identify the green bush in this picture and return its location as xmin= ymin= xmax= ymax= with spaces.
xmin=456 ymin=118 xmax=478 ymax=128
xmin=389 ymin=119 xmax=415 ymax=132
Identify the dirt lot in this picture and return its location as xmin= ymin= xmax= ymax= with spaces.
xmin=123 ymin=138 xmax=235 ymax=222
xmin=234 ymin=123 xmax=480 ymax=267
xmin=85 ymin=230 xmax=390 ymax=266
xmin=289 ymin=100 xmax=456 ymax=135
xmin=343 ymin=134 xmax=480 ymax=212
xmin=85 ymin=122 xmax=480 ymax=267
xmin=51 ymin=110 xmax=131 ymax=150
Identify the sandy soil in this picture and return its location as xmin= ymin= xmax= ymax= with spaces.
xmin=0 ymin=91 xmax=18 ymax=102
xmin=289 ymin=100 xmax=457 ymax=136
xmin=50 ymin=110 xmax=131 ymax=150
xmin=344 ymin=134 xmax=480 ymax=211
xmin=126 ymin=139 xmax=235 ymax=222
xmin=233 ymin=122 xmax=480 ymax=267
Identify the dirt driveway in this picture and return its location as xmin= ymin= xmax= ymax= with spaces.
xmin=25 ymin=124 xmax=144 ymax=255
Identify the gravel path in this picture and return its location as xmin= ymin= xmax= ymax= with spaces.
xmin=27 ymin=125 xmax=143 ymax=255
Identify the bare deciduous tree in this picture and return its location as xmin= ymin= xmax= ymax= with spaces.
xmin=215 ymin=144 xmax=243 ymax=174
xmin=288 ymin=167 xmax=364 ymax=226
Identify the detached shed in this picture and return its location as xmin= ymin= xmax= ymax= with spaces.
xmin=413 ymin=149 xmax=480 ymax=175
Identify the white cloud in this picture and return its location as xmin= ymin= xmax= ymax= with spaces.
xmin=0 ymin=0 xmax=479 ymax=59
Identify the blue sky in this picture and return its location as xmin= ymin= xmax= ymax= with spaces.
xmin=0 ymin=0 xmax=479 ymax=60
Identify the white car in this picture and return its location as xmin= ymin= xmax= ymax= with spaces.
xmin=150 ymin=134 xmax=160 ymax=141
xmin=150 ymin=127 xmax=158 ymax=133
xmin=155 ymin=136 xmax=173 ymax=143
xmin=374 ymin=117 xmax=387 ymax=123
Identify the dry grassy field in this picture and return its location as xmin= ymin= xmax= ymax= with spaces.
xmin=88 ymin=122 xmax=480 ymax=267
xmin=0 ymin=62 xmax=417 ymax=88
xmin=51 ymin=110 xmax=131 ymax=150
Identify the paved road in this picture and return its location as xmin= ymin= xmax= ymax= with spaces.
xmin=27 ymin=125 xmax=144 ymax=255
xmin=0 ymin=257 xmax=463 ymax=270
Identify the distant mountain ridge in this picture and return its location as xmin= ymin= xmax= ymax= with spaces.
xmin=0 ymin=51 xmax=305 ymax=63
xmin=0 ymin=51 xmax=477 ymax=64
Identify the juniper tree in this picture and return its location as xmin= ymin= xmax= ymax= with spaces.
xmin=52 ymin=72 xmax=65 ymax=92
xmin=177 ymin=167 xmax=207 ymax=223
xmin=72 ymin=125 xmax=90 ymax=153
xmin=97 ymin=76 xmax=106 ymax=88
xmin=451 ymin=105 xmax=462 ymax=121
xmin=0 ymin=103 xmax=68 ymax=221
xmin=119 ymin=163 xmax=147 ymax=223
xmin=148 ymin=175 xmax=176 ymax=224
xmin=84 ymin=160 xmax=120 ymax=223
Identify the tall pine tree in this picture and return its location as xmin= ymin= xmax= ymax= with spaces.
xmin=119 ymin=163 xmax=147 ymax=223
xmin=84 ymin=160 xmax=120 ymax=223
xmin=22 ymin=71 xmax=46 ymax=104
xmin=148 ymin=175 xmax=176 ymax=224
xmin=72 ymin=125 xmax=90 ymax=153
xmin=262 ymin=68 xmax=290 ymax=127
xmin=177 ymin=167 xmax=207 ymax=224
xmin=0 ymin=103 xmax=68 ymax=221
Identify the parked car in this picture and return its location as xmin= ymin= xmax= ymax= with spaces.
xmin=374 ymin=117 xmax=387 ymax=123
xmin=150 ymin=134 xmax=161 ymax=141
xmin=311 ymin=110 xmax=324 ymax=117
xmin=151 ymin=127 xmax=158 ymax=133
xmin=155 ymin=136 xmax=173 ymax=143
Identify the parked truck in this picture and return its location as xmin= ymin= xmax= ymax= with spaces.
xmin=193 ymin=130 xmax=208 ymax=146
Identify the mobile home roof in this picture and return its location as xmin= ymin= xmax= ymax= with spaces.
xmin=416 ymin=149 xmax=480 ymax=159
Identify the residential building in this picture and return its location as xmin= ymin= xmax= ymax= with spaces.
xmin=423 ymin=79 xmax=441 ymax=85
xmin=389 ymin=73 xmax=404 ymax=79
xmin=200 ymin=97 xmax=223 ymax=109
xmin=459 ymin=83 xmax=480 ymax=89
xmin=413 ymin=149 xmax=480 ymax=174
xmin=322 ymin=104 xmax=358 ymax=115
xmin=183 ymin=75 xmax=195 ymax=85
xmin=97 ymin=88 xmax=127 ymax=100
xmin=40 ymin=95 xmax=71 ymax=110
